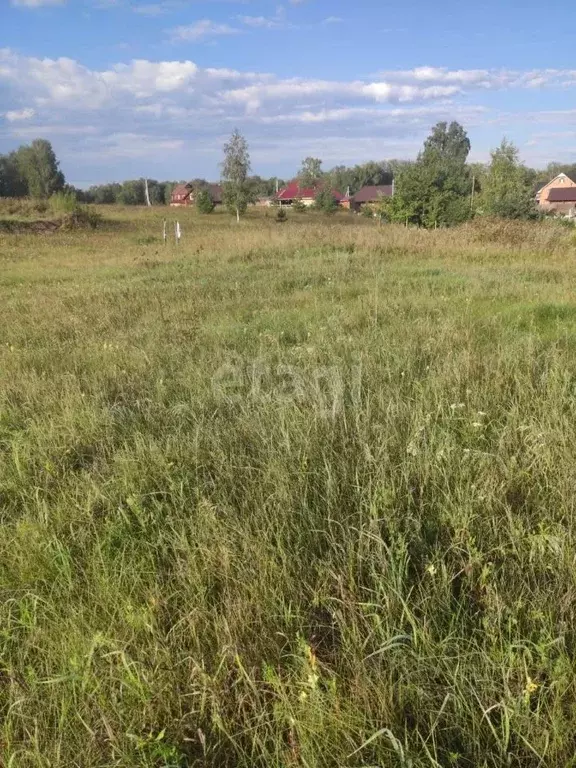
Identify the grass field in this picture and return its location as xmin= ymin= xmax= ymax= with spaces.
xmin=2 ymin=206 xmax=576 ymax=767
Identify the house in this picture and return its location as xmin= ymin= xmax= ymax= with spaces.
xmin=544 ymin=187 xmax=576 ymax=217
xmin=350 ymin=185 xmax=394 ymax=212
xmin=170 ymin=183 xmax=193 ymax=206
xmin=170 ymin=183 xmax=223 ymax=207
xmin=536 ymin=173 xmax=576 ymax=210
xmin=276 ymin=182 xmax=344 ymax=207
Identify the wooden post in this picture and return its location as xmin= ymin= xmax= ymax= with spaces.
xmin=163 ymin=219 xmax=167 ymax=245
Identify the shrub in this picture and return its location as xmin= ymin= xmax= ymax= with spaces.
xmin=314 ymin=187 xmax=338 ymax=214
xmin=195 ymin=188 xmax=215 ymax=214
xmin=276 ymin=207 xmax=287 ymax=223
xmin=50 ymin=190 xmax=80 ymax=214
xmin=292 ymin=198 xmax=306 ymax=213
xmin=61 ymin=206 xmax=103 ymax=230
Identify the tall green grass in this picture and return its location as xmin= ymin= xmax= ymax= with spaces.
xmin=1 ymin=208 xmax=576 ymax=766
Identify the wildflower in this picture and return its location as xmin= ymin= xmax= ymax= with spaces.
xmin=524 ymin=677 xmax=539 ymax=699
xmin=450 ymin=403 xmax=465 ymax=410
xmin=305 ymin=645 xmax=317 ymax=669
xmin=472 ymin=422 xmax=483 ymax=428
xmin=426 ymin=563 xmax=437 ymax=576
xmin=307 ymin=672 xmax=320 ymax=689
xmin=477 ymin=411 xmax=487 ymax=417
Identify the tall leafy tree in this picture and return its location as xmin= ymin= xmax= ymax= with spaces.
xmin=0 ymin=152 xmax=28 ymax=197
xmin=16 ymin=139 xmax=65 ymax=199
xmin=221 ymin=129 xmax=252 ymax=222
xmin=480 ymin=139 xmax=536 ymax=219
xmin=422 ymin=121 xmax=471 ymax=164
xmin=385 ymin=122 xmax=472 ymax=227
xmin=297 ymin=157 xmax=323 ymax=188
xmin=117 ymin=179 xmax=145 ymax=205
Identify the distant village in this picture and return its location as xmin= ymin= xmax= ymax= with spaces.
xmin=169 ymin=173 xmax=576 ymax=217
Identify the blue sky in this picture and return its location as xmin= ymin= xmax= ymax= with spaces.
xmin=2 ymin=0 xmax=576 ymax=186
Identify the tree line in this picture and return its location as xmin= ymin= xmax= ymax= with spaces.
xmin=2 ymin=127 xmax=576 ymax=226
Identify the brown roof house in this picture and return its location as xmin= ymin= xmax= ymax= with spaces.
xmin=170 ymin=183 xmax=223 ymax=207
xmin=536 ymin=172 xmax=576 ymax=211
xmin=351 ymin=184 xmax=394 ymax=212
xmin=544 ymin=187 xmax=576 ymax=217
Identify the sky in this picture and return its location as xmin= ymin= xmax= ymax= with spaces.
xmin=1 ymin=0 xmax=576 ymax=187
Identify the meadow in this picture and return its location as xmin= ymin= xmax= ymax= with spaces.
xmin=2 ymin=205 xmax=576 ymax=767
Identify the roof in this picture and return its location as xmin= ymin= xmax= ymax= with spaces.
xmin=171 ymin=184 xmax=192 ymax=198
xmin=277 ymin=181 xmax=344 ymax=201
xmin=538 ymin=173 xmax=576 ymax=194
xmin=352 ymin=185 xmax=393 ymax=203
xmin=547 ymin=188 xmax=576 ymax=202
xmin=172 ymin=182 xmax=223 ymax=202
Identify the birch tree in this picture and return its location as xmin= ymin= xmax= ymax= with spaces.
xmin=221 ymin=129 xmax=252 ymax=222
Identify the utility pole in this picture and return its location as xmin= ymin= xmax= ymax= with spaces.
xmin=144 ymin=178 xmax=151 ymax=207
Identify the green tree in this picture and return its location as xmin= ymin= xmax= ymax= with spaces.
xmin=221 ymin=129 xmax=252 ymax=222
xmin=117 ymin=179 xmax=145 ymax=205
xmin=16 ymin=139 xmax=65 ymax=199
xmin=314 ymin=186 xmax=338 ymax=214
xmin=326 ymin=165 xmax=353 ymax=195
xmin=423 ymin=121 xmax=471 ymax=164
xmin=480 ymin=139 xmax=536 ymax=220
xmin=385 ymin=122 xmax=472 ymax=228
xmin=350 ymin=161 xmax=393 ymax=192
xmin=298 ymin=157 xmax=323 ymax=188
xmin=0 ymin=151 xmax=28 ymax=197
xmin=196 ymin=187 xmax=215 ymax=214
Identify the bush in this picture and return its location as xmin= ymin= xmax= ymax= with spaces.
xmin=195 ymin=188 xmax=215 ymax=214
xmin=61 ymin=206 xmax=103 ymax=230
xmin=292 ymin=198 xmax=306 ymax=213
xmin=314 ymin=187 xmax=338 ymax=214
xmin=50 ymin=190 xmax=79 ymax=214
xmin=276 ymin=207 xmax=287 ymax=223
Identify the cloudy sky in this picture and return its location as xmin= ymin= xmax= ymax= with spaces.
xmin=2 ymin=0 xmax=576 ymax=186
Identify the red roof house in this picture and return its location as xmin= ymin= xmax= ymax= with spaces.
xmin=170 ymin=183 xmax=193 ymax=206
xmin=276 ymin=182 xmax=345 ymax=207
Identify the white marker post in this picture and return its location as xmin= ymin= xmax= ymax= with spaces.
xmin=163 ymin=219 xmax=167 ymax=245
xmin=175 ymin=220 xmax=181 ymax=246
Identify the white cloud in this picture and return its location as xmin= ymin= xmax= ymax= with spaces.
xmin=10 ymin=0 xmax=65 ymax=6
xmin=170 ymin=20 xmax=241 ymax=42
xmin=3 ymin=51 xmax=576 ymax=180
xmin=4 ymin=107 xmax=36 ymax=121
xmin=323 ymin=16 xmax=343 ymax=24
xmin=239 ymin=15 xmax=285 ymax=28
